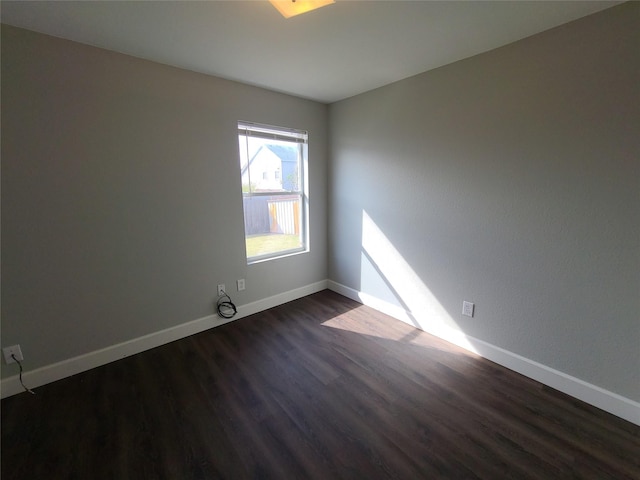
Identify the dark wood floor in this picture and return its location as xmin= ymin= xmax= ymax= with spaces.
xmin=2 ymin=290 xmax=639 ymax=479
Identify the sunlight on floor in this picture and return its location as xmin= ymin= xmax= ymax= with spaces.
xmin=325 ymin=210 xmax=478 ymax=354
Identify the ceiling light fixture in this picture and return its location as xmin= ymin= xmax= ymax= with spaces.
xmin=269 ymin=0 xmax=335 ymax=19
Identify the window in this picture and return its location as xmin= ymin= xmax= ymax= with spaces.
xmin=238 ymin=121 xmax=308 ymax=263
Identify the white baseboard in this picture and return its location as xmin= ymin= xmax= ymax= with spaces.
xmin=5 ymin=278 xmax=637 ymax=427
xmin=328 ymin=280 xmax=640 ymax=426
xmin=1 ymin=280 xmax=328 ymax=399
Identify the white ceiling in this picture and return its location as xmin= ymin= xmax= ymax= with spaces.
xmin=0 ymin=1 xmax=623 ymax=103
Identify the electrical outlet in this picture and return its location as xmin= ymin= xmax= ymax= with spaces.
xmin=217 ymin=284 xmax=226 ymax=297
xmin=237 ymin=279 xmax=245 ymax=291
xmin=462 ymin=301 xmax=475 ymax=318
xmin=3 ymin=345 xmax=24 ymax=364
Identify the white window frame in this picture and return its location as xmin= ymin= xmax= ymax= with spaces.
xmin=238 ymin=121 xmax=309 ymax=264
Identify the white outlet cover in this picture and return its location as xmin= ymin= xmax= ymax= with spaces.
xmin=462 ymin=301 xmax=475 ymax=317
xmin=3 ymin=345 xmax=24 ymax=364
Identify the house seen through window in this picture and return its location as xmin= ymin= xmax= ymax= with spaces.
xmin=238 ymin=121 xmax=308 ymax=263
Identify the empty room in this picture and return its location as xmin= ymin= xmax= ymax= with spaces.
xmin=1 ymin=1 xmax=638 ymax=478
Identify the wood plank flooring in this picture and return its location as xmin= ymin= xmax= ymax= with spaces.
xmin=2 ymin=290 xmax=639 ymax=479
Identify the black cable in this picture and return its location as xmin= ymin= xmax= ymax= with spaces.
xmin=11 ymin=354 xmax=35 ymax=395
xmin=217 ymin=290 xmax=237 ymax=319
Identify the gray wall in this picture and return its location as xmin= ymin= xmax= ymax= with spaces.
xmin=1 ymin=25 xmax=328 ymax=378
xmin=328 ymin=2 xmax=639 ymax=401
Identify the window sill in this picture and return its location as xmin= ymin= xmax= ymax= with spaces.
xmin=247 ymin=247 xmax=309 ymax=265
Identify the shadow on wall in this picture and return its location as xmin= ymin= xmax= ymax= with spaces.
xmin=359 ymin=210 xmax=477 ymax=353
xmin=344 ymin=210 xmax=639 ymax=428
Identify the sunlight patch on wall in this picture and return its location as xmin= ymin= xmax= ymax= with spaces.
xmin=358 ymin=210 xmax=478 ymax=353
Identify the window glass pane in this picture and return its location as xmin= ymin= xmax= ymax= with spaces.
xmin=239 ymin=136 xmax=301 ymax=194
xmin=244 ymin=194 xmax=303 ymax=258
xmin=238 ymin=122 xmax=308 ymax=263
